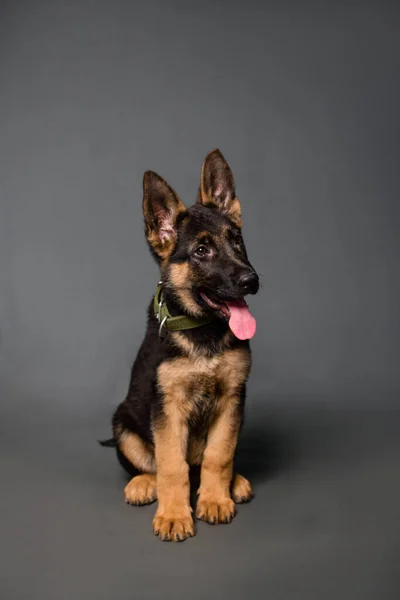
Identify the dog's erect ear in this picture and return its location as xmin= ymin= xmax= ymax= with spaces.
xmin=197 ymin=149 xmax=242 ymax=227
xmin=142 ymin=171 xmax=186 ymax=260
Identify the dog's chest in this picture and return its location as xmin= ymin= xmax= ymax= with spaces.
xmin=179 ymin=357 xmax=226 ymax=435
xmin=157 ymin=347 xmax=250 ymax=420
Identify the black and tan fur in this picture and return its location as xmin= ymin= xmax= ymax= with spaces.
xmin=101 ymin=149 xmax=259 ymax=542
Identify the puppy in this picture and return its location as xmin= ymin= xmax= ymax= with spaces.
xmin=101 ymin=149 xmax=259 ymax=541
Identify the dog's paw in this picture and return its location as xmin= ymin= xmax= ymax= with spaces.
xmin=124 ymin=474 xmax=157 ymax=506
xmin=196 ymin=496 xmax=236 ymax=525
xmin=153 ymin=509 xmax=195 ymax=542
xmin=231 ymin=473 xmax=254 ymax=504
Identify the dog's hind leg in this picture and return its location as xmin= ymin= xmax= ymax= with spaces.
xmin=118 ymin=431 xmax=157 ymax=506
xmin=124 ymin=473 xmax=157 ymax=505
xmin=231 ymin=473 xmax=253 ymax=504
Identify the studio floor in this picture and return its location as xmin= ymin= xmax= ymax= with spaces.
xmin=1 ymin=391 xmax=399 ymax=600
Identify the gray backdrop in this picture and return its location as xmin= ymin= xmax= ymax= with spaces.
xmin=1 ymin=2 xmax=399 ymax=599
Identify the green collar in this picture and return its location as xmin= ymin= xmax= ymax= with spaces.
xmin=154 ymin=283 xmax=214 ymax=334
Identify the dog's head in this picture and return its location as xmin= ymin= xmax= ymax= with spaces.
xmin=142 ymin=149 xmax=259 ymax=340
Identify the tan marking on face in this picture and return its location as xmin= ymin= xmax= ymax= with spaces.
xmin=168 ymin=262 xmax=189 ymax=287
xmin=118 ymin=430 xmax=156 ymax=473
xmin=195 ymin=231 xmax=211 ymax=241
xmin=168 ymin=263 xmax=203 ymax=317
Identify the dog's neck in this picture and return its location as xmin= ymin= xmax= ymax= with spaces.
xmin=161 ymin=290 xmax=189 ymax=319
xmin=160 ymin=287 xmax=238 ymax=356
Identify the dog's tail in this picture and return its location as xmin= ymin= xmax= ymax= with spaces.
xmin=98 ymin=437 xmax=117 ymax=448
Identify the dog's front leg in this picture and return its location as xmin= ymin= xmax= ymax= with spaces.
xmin=196 ymin=398 xmax=240 ymax=525
xmin=152 ymin=406 xmax=194 ymax=542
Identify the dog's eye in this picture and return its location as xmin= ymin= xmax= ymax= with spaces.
xmin=195 ymin=245 xmax=208 ymax=257
xmin=234 ymin=235 xmax=243 ymax=245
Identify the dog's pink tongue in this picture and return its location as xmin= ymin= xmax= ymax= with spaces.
xmin=226 ymin=299 xmax=256 ymax=340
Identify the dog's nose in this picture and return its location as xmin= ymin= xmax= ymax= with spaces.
xmin=238 ymin=272 xmax=259 ymax=294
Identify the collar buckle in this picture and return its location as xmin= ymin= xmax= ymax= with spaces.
xmin=156 ymin=281 xmax=163 ymax=323
xmin=156 ymin=297 xmax=163 ymax=323
xmin=153 ymin=279 xmax=213 ymax=334
xmin=158 ymin=315 xmax=168 ymax=337
xmin=156 ymin=281 xmax=168 ymax=335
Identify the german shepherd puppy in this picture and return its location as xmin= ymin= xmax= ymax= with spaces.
xmin=101 ymin=149 xmax=259 ymax=542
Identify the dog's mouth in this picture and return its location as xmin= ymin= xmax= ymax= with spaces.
xmin=199 ymin=291 xmax=230 ymax=318
xmin=199 ymin=291 xmax=256 ymax=341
